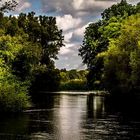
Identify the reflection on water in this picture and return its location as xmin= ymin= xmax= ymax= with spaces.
xmin=87 ymin=94 xmax=105 ymax=119
xmin=0 ymin=93 xmax=140 ymax=139
xmin=58 ymin=95 xmax=83 ymax=140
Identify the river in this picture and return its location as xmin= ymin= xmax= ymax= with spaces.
xmin=0 ymin=92 xmax=140 ymax=140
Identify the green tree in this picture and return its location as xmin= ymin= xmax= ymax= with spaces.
xmin=16 ymin=13 xmax=64 ymax=91
xmin=79 ymin=1 xmax=140 ymax=89
xmin=99 ymin=14 xmax=140 ymax=94
xmin=0 ymin=34 xmax=30 ymax=112
xmin=101 ymin=0 xmax=136 ymax=20
xmin=18 ymin=12 xmax=64 ymax=66
xmin=12 ymin=42 xmax=42 ymax=80
xmin=0 ymin=12 xmax=64 ymax=91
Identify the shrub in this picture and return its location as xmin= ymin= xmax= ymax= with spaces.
xmin=59 ymin=79 xmax=87 ymax=91
xmin=0 ymin=78 xmax=30 ymax=112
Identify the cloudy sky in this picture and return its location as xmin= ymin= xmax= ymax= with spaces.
xmin=7 ymin=0 xmax=139 ymax=69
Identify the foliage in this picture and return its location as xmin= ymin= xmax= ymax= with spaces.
xmin=12 ymin=42 xmax=42 ymax=80
xmin=0 ymin=33 xmax=30 ymax=112
xmin=0 ymin=78 xmax=30 ymax=112
xmin=79 ymin=0 xmax=140 ymax=90
xmin=60 ymin=79 xmax=87 ymax=91
xmin=59 ymin=69 xmax=88 ymax=90
xmin=60 ymin=69 xmax=88 ymax=82
xmin=0 ymin=11 xmax=64 ymax=111
xmin=101 ymin=0 xmax=136 ymax=20
xmin=0 ymin=11 xmax=63 ymax=85
xmin=99 ymin=14 xmax=140 ymax=94
xmin=17 ymin=12 xmax=64 ymax=63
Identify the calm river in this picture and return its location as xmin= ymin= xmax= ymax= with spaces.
xmin=0 ymin=92 xmax=140 ymax=140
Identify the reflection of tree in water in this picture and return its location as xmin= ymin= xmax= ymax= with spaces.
xmin=87 ymin=94 xmax=105 ymax=119
xmin=28 ymin=94 xmax=61 ymax=137
xmin=32 ymin=93 xmax=57 ymax=109
xmin=0 ymin=114 xmax=29 ymax=139
xmin=0 ymin=94 xmax=61 ymax=139
xmin=0 ymin=94 xmax=62 ymax=139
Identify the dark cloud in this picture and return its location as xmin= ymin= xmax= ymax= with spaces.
xmin=40 ymin=0 xmax=139 ymax=17
xmin=41 ymin=0 xmax=73 ymax=15
xmin=40 ymin=0 xmax=118 ymax=17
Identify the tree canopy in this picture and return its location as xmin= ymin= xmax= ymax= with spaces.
xmin=0 ymin=10 xmax=64 ymax=111
xmin=99 ymin=14 xmax=140 ymax=93
xmin=79 ymin=1 xmax=140 ymax=90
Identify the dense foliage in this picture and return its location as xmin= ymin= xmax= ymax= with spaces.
xmin=59 ymin=69 xmax=88 ymax=90
xmin=79 ymin=0 xmax=140 ymax=94
xmin=0 ymin=1 xmax=64 ymax=111
xmin=99 ymin=14 xmax=140 ymax=94
xmin=0 ymin=26 xmax=30 ymax=112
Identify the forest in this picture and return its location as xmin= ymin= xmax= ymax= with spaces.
xmin=0 ymin=0 xmax=140 ymax=112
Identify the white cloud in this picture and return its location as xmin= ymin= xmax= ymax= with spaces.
xmin=73 ymin=25 xmax=86 ymax=38
xmin=56 ymin=14 xmax=82 ymax=31
xmin=72 ymin=0 xmax=83 ymax=10
xmin=16 ymin=0 xmax=31 ymax=12
xmin=59 ymin=47 xmax=72 ymax=55
xmin=55 ymin=42 xmax=86 ymax=70
xmin=70 ymin=22 xmax=91 ymax=43
xmin=59 ymin=43 xmax=75 ymax=55
xmin=64 ymin=32 xmax=73 ymax=43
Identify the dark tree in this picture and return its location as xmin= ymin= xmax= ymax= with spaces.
xmin=101 ymin=0 xmax=135 ymax=20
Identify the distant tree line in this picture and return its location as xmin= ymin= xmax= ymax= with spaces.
xmin=59 ymin=69 xmax=88 ymax=90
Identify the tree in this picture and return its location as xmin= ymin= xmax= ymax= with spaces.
xmin=12 ymin=42 xmax=42 ymax=80
xmin=18 ymin=12 xmax=64 ymax=66
xmin=79 ymin=1 xmax=140 ymax=89
xmin=99 ymin=14 xmax=140 ymax=94
xmin=1 ymin=12 xmax=64 ymax=90
xmin=0 ymin=33 xmax=30 ymax=112
xmin=101 ymin=0 xmax=135 ymax=20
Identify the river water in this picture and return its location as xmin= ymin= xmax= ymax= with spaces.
xmin=0 ymin=92 xmax=140 ymax=140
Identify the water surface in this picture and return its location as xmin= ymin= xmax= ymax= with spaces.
xmin=0 ymin=92 xmax=140 ymax=140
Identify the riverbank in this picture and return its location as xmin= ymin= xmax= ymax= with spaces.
xmin=33 ymin=90 xmax=109 ymax=96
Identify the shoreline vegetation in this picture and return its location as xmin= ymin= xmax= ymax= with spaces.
xmin=0 ymin=0 xmax=140 ymax=112
xmin=79 ymin=1 xmax=140 ymax=95
xmin=38 ymin=90 xmax=109 ymax=96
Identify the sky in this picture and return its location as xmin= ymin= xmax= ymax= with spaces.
xmin=3 ymin=0 xmax=139 ymax=70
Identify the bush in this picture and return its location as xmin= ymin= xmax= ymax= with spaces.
xmin=59 ymin=79 xmax=87 ymax=91
xmin=0 ymin=80 xmax=30 ymax=112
